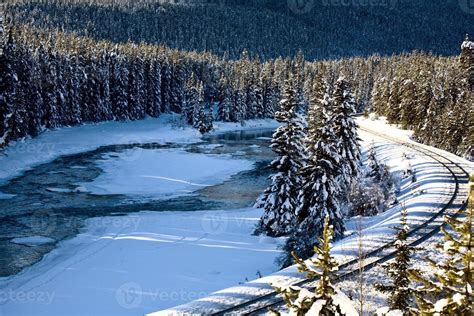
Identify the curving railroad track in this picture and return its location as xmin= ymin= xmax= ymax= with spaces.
xmin=211 ymin=128 xmax=470 ymax=316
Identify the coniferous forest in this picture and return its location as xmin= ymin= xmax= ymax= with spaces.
xmin=1 ymin=19 xmax=472 ymax=159
xmin=0 ymin=1 xmax=473 ymax=315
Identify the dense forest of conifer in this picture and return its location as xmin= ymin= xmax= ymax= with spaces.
xmin=1 ymin=1 xmax=472 ymax=160
xmin=4 ymin=0 xmax=473 ymax=60
xmin=0 ymin=2 xmax=473 ymax=314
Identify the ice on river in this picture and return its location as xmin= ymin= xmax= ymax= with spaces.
xmin=11 ymin=236 xmax=56 ymax=246
xmin=80 ymin=148 xmax=255 ymax=198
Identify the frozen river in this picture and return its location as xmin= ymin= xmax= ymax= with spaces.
xmin=0 ymin=129 xmax=275 ymax=277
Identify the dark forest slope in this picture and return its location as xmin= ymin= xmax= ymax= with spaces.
xmin=5 ymin=0 xmax=473 ymax=60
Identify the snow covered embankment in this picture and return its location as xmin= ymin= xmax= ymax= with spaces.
xmin=151 ymin=117 xmax=473 ymax=315
xmin=0 ymin=115 xmax=278 ymax=185
xmin=0 ymin=116 xmax=281 ymax=316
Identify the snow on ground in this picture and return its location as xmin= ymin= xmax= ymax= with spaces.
xmin=0 ymin=208 xmax=282 ymax=316
xmin=152 ymin=117 xmax=473 ymax=315
xmin=0 ymin=116 xmax=279 ymax=316
xmin=80 ymin=148 xmax=254 ymax=198
xmin=0 ymin=115 xmax=278 ymax=184
xmin=1 ymin=116 xmax=471 ymax=316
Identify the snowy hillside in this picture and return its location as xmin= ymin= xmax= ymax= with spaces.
xmin=1 ymin=116 xmax=470 ymax=316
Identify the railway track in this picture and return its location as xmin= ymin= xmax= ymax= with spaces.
xmin=212 ymin=128 xmax=470 ymax=315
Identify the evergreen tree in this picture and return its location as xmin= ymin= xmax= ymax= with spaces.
xmin=145 ymin=58 xmax=162 ymax=118
xmin=169 ymin=60 xmax=186 ymax=113
xmin=273 ymin=217 xmax=358 ymax=316
xmin=399 ymin=79 xmax=417 ymax=129
xmin=192 ymin=80 xmax=205 ymax=129
xmin=190 ymin=80 xmax=212 ymax=134
xmin=217 ymin=75 xmax=233 ymax=122
xmin=261 ymin=63 xmax=278 ymax=119
xmin=409 ymin=183 xmax=473 ymax=315
xmin=41 ymin=50 xmax=62 ymax=127
xmin=283 ymin=78 xmax=343 ymax=265
xmin=367 ymin=146 xmax=389 ymax=183
xmin=255 ymin=78 xmax=305 ymax=237
xmin=128 ymin=56 xmax=146 ymax=119
xmin=458 ymin=92 xmax=473 ymax=160
xmin=372 ymin=77 xmax=390 ymax=115
xmin=386 ymin=76 xmax=402 ymax=124
xmin=184 ymin=74 xmax=199 ymax=125
xmin=160 ymin=60 xmax=172 ymax=113
xmin=332 ymin=77 xmax=361 ymax=183
xmin=375 ymin=207 xmax=417 ymax=314
xmin=460 ymin=34 xmax=474 ymax=91
xmin=64 ymin=56 xmax=81 ymax=125
xmin=110 ymin=53 xmax=129 ymax=120
xmin=1 ymin=31 xmax=18 ymax=146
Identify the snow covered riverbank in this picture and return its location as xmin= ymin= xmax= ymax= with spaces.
xmin=0 ymin=115 xmax=278 ymax=184
xmin=0 ymin=208 xmax=283 ymax=316
xmin=1 ymin=116 xmax=472 ymax=316
xmin=0 ymin=116 xmax=280 ymax=316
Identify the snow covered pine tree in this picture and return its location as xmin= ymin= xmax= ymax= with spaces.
xmin=281 ymin=78 xmax=344 ymax=266
xmin=272 ymin=217 xmax=358 ymax=316
xmin=255 ymin=78 xmax=306 ymax=237
xmin=332 ymin=77 xmax=361 ymax=186
xmin=375 ymin=207 xmax=419 ymax=315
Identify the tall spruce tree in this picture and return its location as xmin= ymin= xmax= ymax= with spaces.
xmin=332 ymin=77 xmax=361 ymax=184
xmin=282 ymin=78 xmax=343 ymax=266
xmin=375 ymin=207 xmax=417 ymax=314
xmin=399 ymin=79 xmax=417 ymax=129
xmin=372 ymin=77 xmax=390 ymax=115
xmin=386 ymin=76 xmax=402 ymax=124
xmin=217 ymin=74 xmax=233 ymax=122
xmin=255 ymin=78 xmax=305 ymax=237
xmin=460 ymin=34 xmax=474 ymax=91
xmin=110 ymin=53 xmax=129 ymax=120
xmin=184 ymin=74 xmax=199 ymax=125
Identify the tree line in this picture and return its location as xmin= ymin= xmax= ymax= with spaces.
xmin=1 ymin=23 xmax=472 ymax=161
xmin=372 ymin=36 xmax=473 ymax=160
